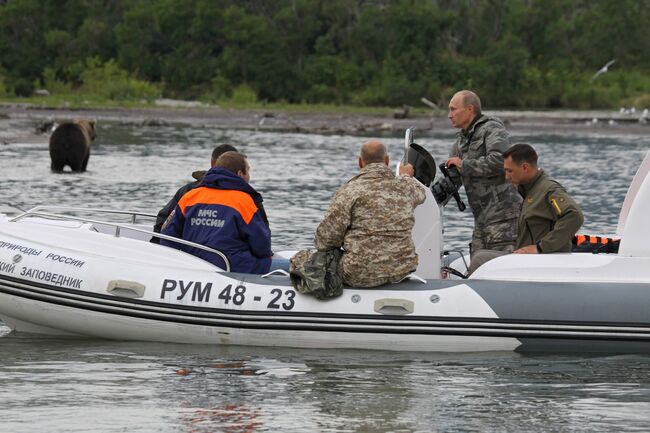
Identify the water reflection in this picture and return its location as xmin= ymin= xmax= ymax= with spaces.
xmin=2 ymin=331 xmax=650 ymax=431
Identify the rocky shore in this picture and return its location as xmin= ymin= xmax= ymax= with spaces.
xmin=1 ymin=102 xmax=649 ymax=145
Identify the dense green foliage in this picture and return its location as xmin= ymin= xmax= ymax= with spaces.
xmin=1 ymin=0 xmax=649 ymax=108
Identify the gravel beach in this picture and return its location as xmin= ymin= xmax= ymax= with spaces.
xmin=1 ymin=102 xmax=649 ymax=145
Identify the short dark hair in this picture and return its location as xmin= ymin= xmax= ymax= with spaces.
xmin=503 ymin=143 xmax=538 ymax=166
xmin=212 ymin=144 xmax=238 ymax=160
xmin=216 ymin=151 xmax=247 ymax=174
xmin=459 ymin=90 xmax=482 ymax=117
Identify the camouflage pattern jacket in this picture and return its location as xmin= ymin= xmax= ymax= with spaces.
xmin=315 ymin=163 xmax=426 ymax=288
xmin=450 ymin=115 xmax=521 ymax=226
xmin=517 ymin=170 xmax=584 ymax=253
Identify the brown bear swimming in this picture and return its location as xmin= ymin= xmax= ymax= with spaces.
xmin=49 ymin=119 xmax=96 ymax=172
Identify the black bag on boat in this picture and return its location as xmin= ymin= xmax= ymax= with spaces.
xmin=289 ymin=249 xmax=344 ymax=299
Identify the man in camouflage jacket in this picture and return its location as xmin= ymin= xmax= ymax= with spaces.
xmin=446 ymin=90 xmax=521 ymax=254
xmin=314 ymin=140 xmax=426 ymax=288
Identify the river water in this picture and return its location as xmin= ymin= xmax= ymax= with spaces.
xmin=1 ymin=123 xmax=650 ymax=431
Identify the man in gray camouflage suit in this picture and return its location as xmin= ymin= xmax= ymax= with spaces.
xmin=314 ymin=140 xmax=426 ymax=287
xmin=446 ymin=90 xmax=521 ymax=255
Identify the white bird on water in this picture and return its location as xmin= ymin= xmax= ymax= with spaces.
xmin=591 ymin=59 xmax=616 ymax=81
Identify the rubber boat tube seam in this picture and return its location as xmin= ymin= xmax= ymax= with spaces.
xmin=4 ymin=276 xmax=650 ymax=340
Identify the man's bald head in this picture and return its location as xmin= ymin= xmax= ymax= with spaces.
xmin=359 ymin=140 xmax=388 ymax=166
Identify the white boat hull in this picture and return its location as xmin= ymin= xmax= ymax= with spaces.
xmin=3 ymin=150 xmax=650 ymax=353
xmin=3 ymin=250 xmax=650 ymax=353
xmin=0 ymin=292 xmax=521 ymax=352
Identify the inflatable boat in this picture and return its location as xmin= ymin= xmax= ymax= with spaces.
xmin=1 ymin=137 xmax=650 ymax=353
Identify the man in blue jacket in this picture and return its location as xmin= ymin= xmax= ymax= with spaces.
xmin=161 ymin=151 xmax=272 ymax=273
xmin=151 ymin=143 xmax=269 ymax=243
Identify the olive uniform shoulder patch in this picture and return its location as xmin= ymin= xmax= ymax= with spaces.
xmin=550 ymin=197 xmax=562 ymax=215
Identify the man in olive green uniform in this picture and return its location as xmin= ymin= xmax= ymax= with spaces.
xmin=469 ymin=144 xmax=584 ymax=274
xmin=314 ymin=140 xmax=426 ymax=287
xmin=446 ymin=90 xmax=521 ymax=254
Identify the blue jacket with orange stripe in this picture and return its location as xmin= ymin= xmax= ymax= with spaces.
xmin=160 ymin=167 xmax=272 ymax=273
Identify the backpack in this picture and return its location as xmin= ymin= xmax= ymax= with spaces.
xmin=289 ymin=249 xmax=344 ymax=300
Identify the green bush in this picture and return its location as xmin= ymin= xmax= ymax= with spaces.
xmin=304 ymin=83 xmax=335 ymax=104
xmin=80 ymin=57 xmax=159 ymax=101
xmin=354 ymin=56 xmax=429 ymax=107
xmin=206 ymin=75 xmax=234 ymax=102
xmin=0 ymin=75 xmax=9 ymax=97
xmin=42 ymin=67 xmax=73 ymax=94
xmin=624 ymin=94 xmax=650 ymax=109
xmin=229 ymin=84 xmax=257 ymax=104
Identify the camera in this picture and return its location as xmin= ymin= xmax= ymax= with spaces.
xmin=431 ymin=163 xmax=466 ymax=211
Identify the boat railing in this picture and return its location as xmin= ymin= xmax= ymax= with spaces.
xmin=15 ymin=205 xmax=157 ymax=224
xmin=9 ymin=209 xmax=231 ymax=272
